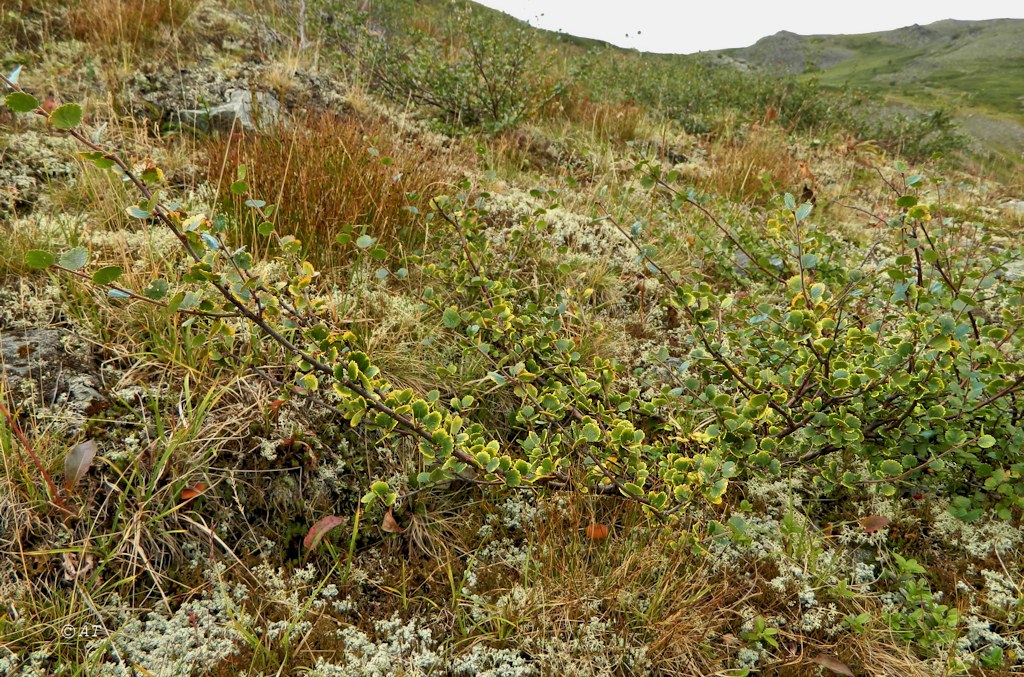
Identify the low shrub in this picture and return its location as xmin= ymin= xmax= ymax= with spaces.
xmin=364 ymin=1 xmax=566 ymax=132
xmin=626 ymin=163 xmax=1024 ymax=519
xmin=865 ymin=107 xmax=969 ymax=161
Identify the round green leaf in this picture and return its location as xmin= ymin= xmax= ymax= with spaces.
xmin=442 ymin=307 xmax=461 ymax=329
xmin=879 ymin=459 xmax=903 ymax=477
xmin=143 ymin=279 xmax=169 ymax=301
xmin=5 ymin=91 xmax=38 ymax=113
xmin=92 ymin=266 xmax=124 ymax=285
xmin=58 ymin=247 xmax=89 ymax=271
xmin=945 ymin=429 xmax=968 ymax=446
xmin=580 ymin=423 xmax=601 ymax=443
xmin=126 ymin=205 xmax=151 ymax=219
xmin=25 ymin=250 xmax=55 ymax=269
xmin=977 ymin=434 xmax=996 ymax=449
xmin=355 ymin=234 xmax=376 ymax=249
xmin=48 ymin=103 xmax=83 ymax=130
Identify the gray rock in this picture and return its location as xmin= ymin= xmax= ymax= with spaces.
xmin=0 ymin=328 xmax=104 ymax=412
xmin=1002 ymin=200 xmax=1024 ymax=215
xmin=1002 ymin=260 xmax=1024 ymax=281
xmin=130 ymin=61 xmax=357 ymax=139
xmin=175 ymin=88 xmax=281 ymax=133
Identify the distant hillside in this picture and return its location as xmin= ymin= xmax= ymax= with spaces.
xmin=418 ymin=4 xmax=1023 ymax=122
xmin=382 ymin=2 xmax=1022 ymax=156
xmin=718 ymin=19 xmax=1024 ymax=107
xmin=714 ymin=19 xmax=1024 ymax=155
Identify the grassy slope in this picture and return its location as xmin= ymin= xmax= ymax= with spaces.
xmin=719 ymin=19 xmax=1024 ymax=112
xmin=1 ymin=1 xmax=1023 ymax=675
xmin=718 ymin=19 xmax=1024 ymax=154
xmin=463 ymin=5 xmax=1024 ymax=157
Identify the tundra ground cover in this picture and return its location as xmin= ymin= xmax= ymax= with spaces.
xmin=1 ymin=1 xmax=1022 ymax=675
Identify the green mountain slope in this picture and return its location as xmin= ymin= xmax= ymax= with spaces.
xmin=445 ymin=4 xmax=1022 ymax=155
xmin=721 ymin=19 xmax=1023 ymax=114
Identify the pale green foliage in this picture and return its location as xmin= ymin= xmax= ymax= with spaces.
xmin=6 ymin=81 xmax=1022 ymax=521
xmin=366 ymin=2 xmax=565 ymax=131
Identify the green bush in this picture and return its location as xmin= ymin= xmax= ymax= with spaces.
xmin=864 ymin=107 xmax=968 ymax=161
xmin=4 ymin=77 xmax=1020 ymax=524
xmin=626 ymin=163 xmax=1024 ymax=517
xmin=573 ymin=51 xmax=857 ymax=135
xmin=364 ymin=1 xmax=565 ymax=132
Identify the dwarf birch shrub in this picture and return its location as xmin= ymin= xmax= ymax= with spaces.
xmin=3 ymin=81 xmax=733 ymax=520
xmin=621 ymin=162 xmax=1024 ymax=518
xmin=364 ymin=1 xmax=566 ymax=132
xmin=573 ymin=51 xmax=857 ymax=136
xmin=4 ymin=78 xmax=1021 ymax=524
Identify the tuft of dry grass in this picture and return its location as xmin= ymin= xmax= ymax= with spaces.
xmin=528 ymin=496 xmax=742 ymax=674
xmin=565 ymin=96 xmax=646 ymax=144
xmin=205 ymin=110 xmax=466 ymax=269
xmin=704 ymin=124 xmax=805 ymax=203
xmin=65 ymin=0 xmax=194 ymax=52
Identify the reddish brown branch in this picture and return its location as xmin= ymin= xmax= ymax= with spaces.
xmin=0 ymin=403 xmax=71 ymax=513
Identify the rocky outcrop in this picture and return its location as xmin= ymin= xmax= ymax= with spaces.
xmin=0 ymin=328 xmax=104 ymax=415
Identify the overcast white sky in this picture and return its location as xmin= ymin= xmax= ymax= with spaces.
xmin=474 ymin=0 xmax=1024 ymax=53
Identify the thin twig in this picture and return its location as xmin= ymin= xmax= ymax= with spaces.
xmin=0 ymin=403 xmax=71 ymax=514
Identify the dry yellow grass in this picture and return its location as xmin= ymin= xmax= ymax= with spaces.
xmin=704 ymin=125 xmax=805 ymax=203
xmin=205 ymin=109 xmax=467 ymax=268
xmin=65 ymin=0 xmax=193 ymax=51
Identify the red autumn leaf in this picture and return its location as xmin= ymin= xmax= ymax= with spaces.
xmin=304 ymin=515 xmax=345 ymax=550
xmin=811 ymin=653 xmax=854 ymax=676
xmin=585 ymin=522 xmax=609 ymax=541
xmin=41 ymin=94 xmax=59 ymax=114
xmin=381 ymin=509 xmax=404 ymax=534
xmin=858 ymin=515 xmax=891 ymax=534
xmin=181 ymin=483 xmax=207 ymax=501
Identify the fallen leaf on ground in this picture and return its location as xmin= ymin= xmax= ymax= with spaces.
xmin=65 ymin=439 xmax=97 ymax=491
xmin=181 ymin=483 xmax=207 ymax=501
xmin=812 ymin=653 xmax=854 ymax=676
xmin=304 ymin=515 xmax=346 ymax=550
xmin=858 ymin=515 xmax=891 ymax=533
xmin=62 ymin=551 xmax=95 ymax=581
xmin=381 ymin=509 xmax=404 ymax=533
